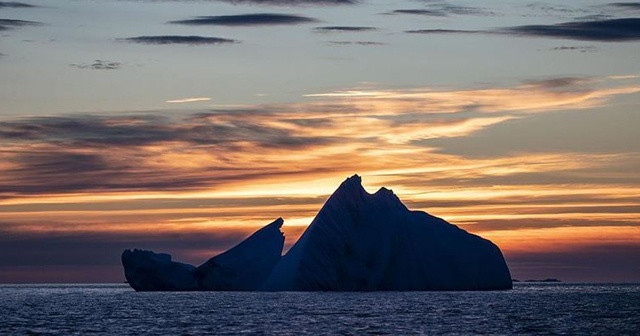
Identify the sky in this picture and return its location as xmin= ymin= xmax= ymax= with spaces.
xmin=1 ymin=0 xmax=639 ymax=283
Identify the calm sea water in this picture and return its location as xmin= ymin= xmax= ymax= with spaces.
xmin=1 ymin=283 xmax=639 ymax=335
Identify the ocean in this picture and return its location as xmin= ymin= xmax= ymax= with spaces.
xmin=1 ymin=283 xmax=639 ymax=335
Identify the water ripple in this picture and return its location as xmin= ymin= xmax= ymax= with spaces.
xmin=1 ymin=284 xmax=639 ymax=335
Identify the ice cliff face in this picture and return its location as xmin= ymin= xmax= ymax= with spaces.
xmin=262 ymin=175 xmax=512 ymax=291
xmin=122 ymin=175 xmax=512 ymax=291
xmin=195 ymin=218 xmax=284 ymax=290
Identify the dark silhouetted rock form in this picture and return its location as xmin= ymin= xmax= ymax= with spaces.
xmin=122 ymin=175 xmax=512 ymax=291
xmin=122 ymin=218 xmax=284 ymax=291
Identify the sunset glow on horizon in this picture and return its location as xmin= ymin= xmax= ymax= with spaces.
xmin=1 ymin=0 xmax=639 ymax=284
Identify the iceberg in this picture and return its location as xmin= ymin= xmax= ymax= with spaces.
xmin=262 ymin=175 xmax=512 ymax=290
xmin=122 ymin=175 xmax=512 ymax=291
xmin=121 ymin=218 xmax=285 ymax=291
xmin=121 ymin=249 xmax=199 ymax=291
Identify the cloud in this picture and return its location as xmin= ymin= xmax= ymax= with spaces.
xmin=0 ymin=18 xmax=40 ymax=31
xmin=550 ymin=45 xmax=597 ymax=52
xmin=521 ymin=3 xmax=592 ymax=19
xmin=520 ymin=77 xmax=593 ymax=89
xmin=384 ymin=9 xmax=447 ymax=17
xmin=503 ymin=18 xmax=640 ymax=42
xmin=406 ymin=29 xmax=482 ymax=35
xmin=121 ymin=35 xmax=239 ymax=45
xmin=305 ymin=76 xmax=637 ymax=116
xmin=435 ymin=4 xmax=496 ymax=16
xmin=166 ymin=97 xmax=212 ymax=104
xmin=384 ymin=4 xmax=495 ymax=17
xmin=170 ymin=13 xmax=318 ymax=26
xmin=607 ymin=2 xmax=640 ymax=10
xmin=0 ymin=111 xmax=343 ymax=195
xmin=313 ymin=26 xmax=376 ymax=33
xmin=326 ymin=41 xmax=386 ymax=46
xmin=424 ymin=104 xmax=640 ymax=158
xmin=214 ymin=0 xmax=358 ymax=5
xmin=406 ymin=18 xmax=640 ymax=42
xmin=0 ymin=76 xmax=638 ymax=199
xmin=0 ymin=1 xmax=35 ymax=8
xmin=70 ymin=60 xmax=122 ymax=70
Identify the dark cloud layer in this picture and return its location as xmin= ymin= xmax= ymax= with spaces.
xmin=385 ymin=4 xmax=494 ymax=17
xmin=313 ymin=26 xmax=376 ymax=32
xmin=385 ymin=9 xmax=447 ymax=17
xmin=0 ymin=229 xmax=252 ymax=268
xmin=170 ymin=13 xmax=318 ymax=26
xmin=0 ymin=112 xmax=337 ymax=195
xmin=407 ymin=18 xmax=640 ymax=42
xmin=504 ymin=18 xmax=640 ymax=41
xmin=215 ymin=0 xmax=357 ymax=5
xmin=0 ymin=18 xmax=40 ymax=31
xmin=122 ymin=35 xmax=238 ymax=45
xmin=608 ymin=2 xmax=640 ymax=9
xmin=0 ymin=2 xmax=35 ymax=8
xmin=405 ymin=29 xmax=481 ymax=35
xmin=507 ymin=244 xmax=640 ymax=282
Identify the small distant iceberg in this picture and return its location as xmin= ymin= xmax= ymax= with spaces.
xmin=524 ymin=279 xmax=562 ymax=283
xmin=122 ymin=175 xmax=512 ymax=291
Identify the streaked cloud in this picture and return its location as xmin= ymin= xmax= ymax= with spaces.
xmin=607 ymin=2 xmax=640 ymax=10
xmin=503 ymin=18 xmax=640 ymax=42
xmin=0 ymin=75 xmax=638 ymax=197
xmin=0 ymin=18 xmax=40 ymax=31
xmin=0 ymin=1 xmax=35 ymax=8
xmin=405 ymin=29 xmax=483 ymax=35
xmin=214 ymin=0 xmax=358 ymax=5
xmin=121 ymin=35 xmax=239 ymax=45
xmin=406 ymin=18 xmax=640 ymax=42
xmin=550 ymin=46 xmax=597 ymax=52
xmin=313 ymin=26 xmax=376 ymax=33
xmin=166 ymin=97 xmax=212 ymax=104
xmin=169 ymin=13 xmax=318 ymax=26
xmin=384 ymin=9 xmax=447 ymax=17
xmin=70 ymin=60 xmax=121 ymax=70
xmin=608 ymin=74 xmax=640 ymax=79
xmin=521 ymin=3 xmax=591 ymax=18
xmin=384 ymin=4 xmax=495 ymax=17
xmin=326 ymin=41 xmax=386 ymax=46
xmin=305 ymin=77 xmax=640 ymax=116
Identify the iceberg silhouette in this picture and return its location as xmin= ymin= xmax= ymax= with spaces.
xmin=122 ymin=175 xmax=512 ymax=291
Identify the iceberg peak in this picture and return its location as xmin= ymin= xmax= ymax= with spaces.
xmin=333 ymin=174 xmax=365 ymax=195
